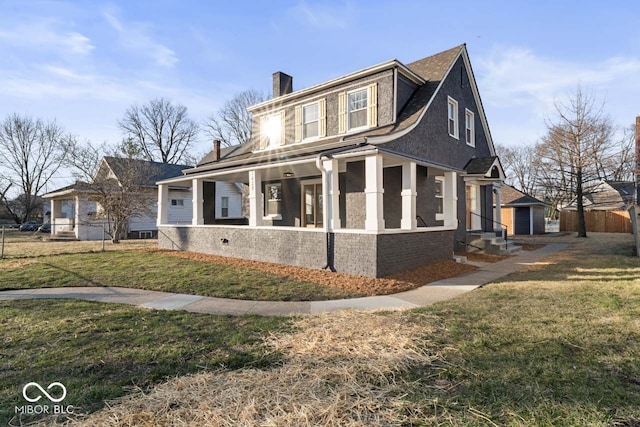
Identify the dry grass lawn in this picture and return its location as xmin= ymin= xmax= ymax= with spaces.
xmin=68 ymin=232 xmax=640 ymax=426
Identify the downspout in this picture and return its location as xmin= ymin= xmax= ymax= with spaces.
xmin=315 ymin=154 xmax=333 ymax=271
xmin=314 ymin=140 xmax=368 ymax=272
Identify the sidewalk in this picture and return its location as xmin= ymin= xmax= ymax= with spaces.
xmin=0 ymin=243 xmax=568 ymax=316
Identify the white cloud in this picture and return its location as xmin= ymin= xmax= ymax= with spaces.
xmin=475 ymin=46 xmax=640 ymax=145
xmin=0 ymin=18 xmax=94 ymax=55
xmin=477 ymin=46 xmax=640 ymax=115
xmin=103 ymin=10 xmax=178 ymax=68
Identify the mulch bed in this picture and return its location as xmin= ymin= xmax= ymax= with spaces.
xmin=155 ymin=249 xmax=478 ymax=297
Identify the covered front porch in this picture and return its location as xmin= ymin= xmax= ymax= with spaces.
xmin=44 ymin=187 xmax=104 ymax=241
xmin=157 ymin=146 xmax=461 ymax=277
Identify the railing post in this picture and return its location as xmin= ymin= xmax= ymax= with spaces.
xmin=1 ymin=225 xmax=5 ymax=259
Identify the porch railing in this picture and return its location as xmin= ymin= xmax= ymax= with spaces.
xmin=469 ymin=211 xmax=508 ymax=244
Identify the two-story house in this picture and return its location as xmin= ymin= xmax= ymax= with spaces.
xmin=156 ymin=44 xmax=505 ymax=278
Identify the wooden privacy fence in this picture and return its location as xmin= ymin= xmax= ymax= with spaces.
xmin=560 ymin=210 xmax=632 ymax=233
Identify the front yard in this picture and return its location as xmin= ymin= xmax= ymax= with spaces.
xmin=2 ymin=232 xmax=639 ymax=425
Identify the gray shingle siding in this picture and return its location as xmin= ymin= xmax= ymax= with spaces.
xmin=396 ymin=74 xmax=418 ymax=117
xmin=381 ymin=56 xmax=492 ymax=169
xmin=252 ymin=70 xmax=395 ymax=148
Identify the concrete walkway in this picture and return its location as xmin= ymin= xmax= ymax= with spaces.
xmin=0 ymin=243 xmax=568 ymax=316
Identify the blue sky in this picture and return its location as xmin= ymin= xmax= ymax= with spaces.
xmin=1 ymin=0 xmax=639 ymax=189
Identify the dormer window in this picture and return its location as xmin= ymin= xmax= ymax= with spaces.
xmin=348 ymin=89 xmax=368 ymax=130
xmin=294 ymin=99 xmax=326 ymax=143
xmin=260 ymin=112 xmax=284 ymax=149
xmin=303 ymin=103 xmax=319 ymax=139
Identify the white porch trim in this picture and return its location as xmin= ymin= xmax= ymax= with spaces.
xmin=248 ymin=170 xmax=263 ymax=227
xmin=364 ymin=154 xmax=385 ymax=231
xmin=192 ymin=178 xmax=204 ymax=226
xmin=400 ymin=161 xmax=417 ymax=230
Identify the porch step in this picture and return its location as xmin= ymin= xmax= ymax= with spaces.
xmin=453 ymin=255 xmax=467 ymax=264
xmin=467 ymin=232 xmax=521 ymax=256
xmin=50 ymin=231 xmax=78 ymax=241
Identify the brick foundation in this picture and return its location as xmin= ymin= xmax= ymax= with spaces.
xmin=158 ymin=225 xmax=454 ymax=278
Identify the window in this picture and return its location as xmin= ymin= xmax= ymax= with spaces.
xmin=221 ymin=197 xmax=229 ymax=218
xmin=265 ymin=183 xmax=282 ymax=218
xmin=435 ymin=177 xmax=444 ymax=219
xmin=171 ymin=199 xmax=184 ymax=207
xmin=465 ymin=109 xmax=475 ymax=146
xmin=302 ymin=181 xmax=323 ymax=227
xmin=261 ymin=113 xmax=282 ymax=149
xmin=302 ymin=103 xmax=319 ymax=139
xmin=447 ymin=97 xmax=458 ymax=139
xmin=139 ymin=231 xmax=153 ymax=239
xmin=348 ymin=89 xmax=368 ymax=130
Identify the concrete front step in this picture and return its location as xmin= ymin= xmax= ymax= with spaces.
xmin=453 ymin=255 xmax=468 ymax=263
xmin=467 ymin=232 xmax=521 ymax=255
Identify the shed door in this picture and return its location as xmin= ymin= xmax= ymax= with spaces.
xmin=514 ymin=207 xmax=530 ymax=235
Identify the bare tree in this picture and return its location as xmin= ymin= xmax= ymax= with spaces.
xmin=537 ymin=86 xmax=615 ymax=237
xmin=89 ymin=140 xmax=157 ymax=243
xmin=0 ymin=114 xmax=68 ymax=223
xmin=602 ymin=124 xmax=636 ymax=182
xmin=495 ymin=143 xmax=541 ymax=195
xmin=62 ymin=135 xmax=107 ymax=181
xmin=119 ymin=98 xmax=199 ymax=164
xmin=203 ymin=89 xmax=265 ymax=147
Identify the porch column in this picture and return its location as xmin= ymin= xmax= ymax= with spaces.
xmin=248 ymin=170 xmax=263 ymax=227
xmin=443 ymin=171 xmax=458 ymax=228
xmin=157 ymin=184 xmax=169 ymax=225
xmin=494 ymin=184 xmax=503 ymax=231
xmin=192 ymin=178 xmax=204 ymax=225
xmin=400 ymin=161 xmax=417 ymax=230
xmin=50 ymin=199 xmax=56 ymax=235
xmin=365 ymin=154 xmax=385 ymax=231
xmin=323 ymin=158 xmax=341 ymax=230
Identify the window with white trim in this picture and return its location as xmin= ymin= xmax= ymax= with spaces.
xmin=447 ymin=97 xmax=458 ymax=139
xmin=435 ymin=177 xmax=444 ymax=220
xmin=265 ymin=183 xmax=282 ymax=218
xmin=221 ymin=197 xmax=229 ymax=218
xmin=348 ymin=89 xmax=368 ymax=130
xmin=260 ymin=113 xmax=282 ymax=149
xmin=465 ymin=109 xmax=475 ymax=147
xmin=171 ymin=199 xmax=184 ymax=207
xmin=302 ymin=103 xmax=319 ymax=139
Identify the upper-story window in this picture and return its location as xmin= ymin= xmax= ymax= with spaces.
xmin=447 ymin=96 xmax=458 ymax=139
xmin=465 ymin=109 xmax=475 ymax=147
xmin=303 ymin=103 xmax=319 ymax=139
xmin=260 ymin=112 xmax=284 ymax=149
xmin=294 ymin=99 xmax=326 ymax=143
xmin=338 ymin=83 xmax=377 ymax=134
xmin=348 ymin=89 xmax=368 ymax=130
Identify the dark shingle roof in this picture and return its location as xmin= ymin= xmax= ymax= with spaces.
xmin=198 ymin=143 xmax=254 ymax=167
xmin=501 ymin=185 xmax=545 ymax=206
xmin=103 ymin=157 xmax=191 ymax=186
xmin=182 ymin=45 xmax=466 ymax=176
xmin=464 ymin=157 xmax=498 ymax=175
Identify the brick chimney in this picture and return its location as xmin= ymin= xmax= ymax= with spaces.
xmin=212 ymin=139 xmax=221 ymax=162
xmin=636 ymin=115 xmax=640 ymax=204
xmin=272 ymin=71 xmax=293 ymax=98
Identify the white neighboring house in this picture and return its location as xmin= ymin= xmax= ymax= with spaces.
xmin=43 ymin=157 xmax=243 ymax=240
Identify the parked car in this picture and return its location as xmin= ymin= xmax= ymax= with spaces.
xmin=37 ymin=223 xmax=51 ymax=233
xmin=19 ymin=221 xmax=42 ymax=232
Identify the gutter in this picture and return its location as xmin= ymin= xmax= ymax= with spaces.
xmin=314 ymin=141 xmax=367 ymax=272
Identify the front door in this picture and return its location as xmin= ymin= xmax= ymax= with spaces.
xmin=302 ymin=183 xmax=323 ymax=227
